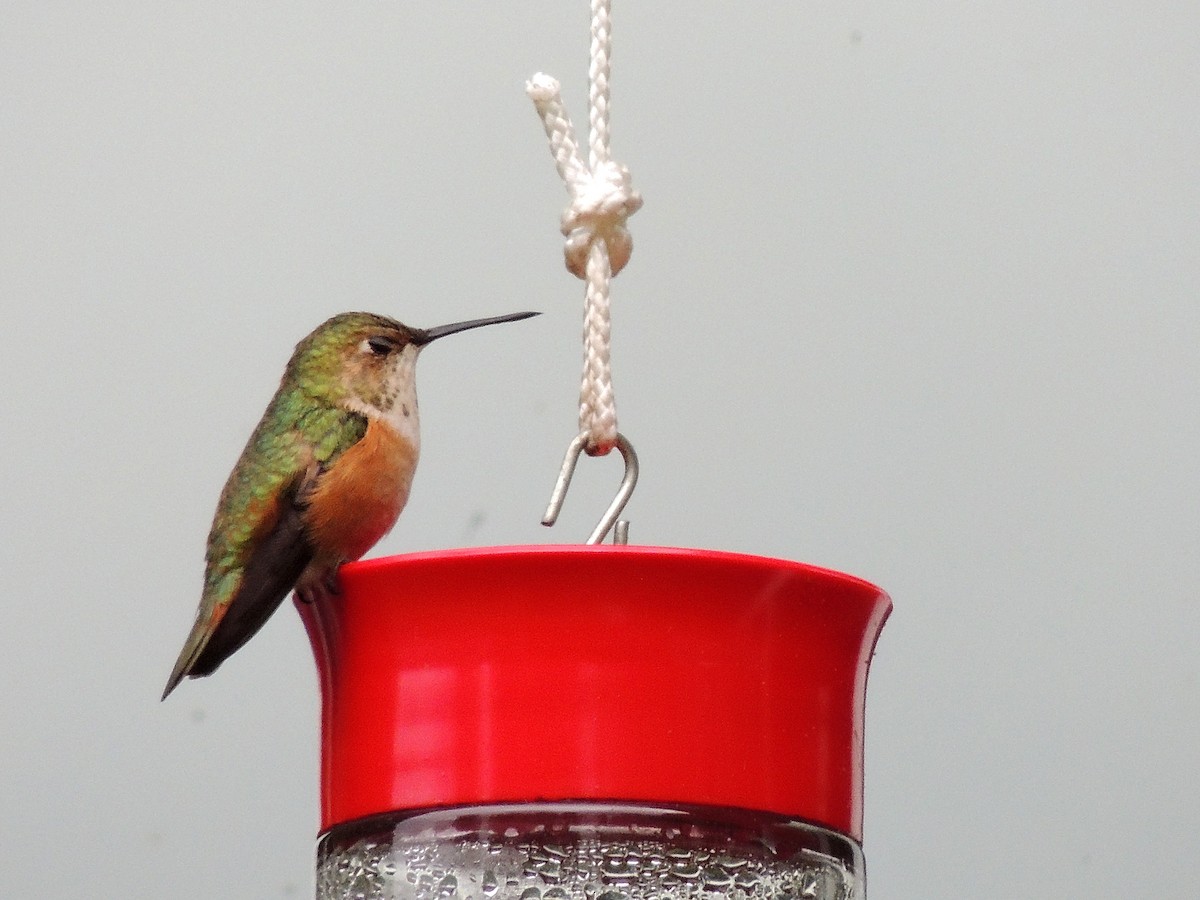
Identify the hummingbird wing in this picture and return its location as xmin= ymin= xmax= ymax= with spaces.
xmin=162 ymin=403 xmax=368 ymax=700
xmin=169 ymin=477 xmax=313 ymax=684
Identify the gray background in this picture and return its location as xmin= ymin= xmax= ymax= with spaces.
xmin=2 ymin=2 xmax=1197 ymax=897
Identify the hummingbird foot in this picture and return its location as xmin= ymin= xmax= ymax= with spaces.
xmin=324 ymin=568 xmax=342 ymax=596
xmin=294 ymin=565 xmax=342 ymax=605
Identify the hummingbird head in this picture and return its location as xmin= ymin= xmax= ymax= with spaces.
xmin=288 ymin=310 xmax=539 ymax=420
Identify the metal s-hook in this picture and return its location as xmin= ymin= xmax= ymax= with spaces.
xmin=542 ymin=432 xmax=639 ymax=544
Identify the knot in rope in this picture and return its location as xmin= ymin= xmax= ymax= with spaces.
xmin=561 ymin=160 xmax=642 ymax=278
xmin=526 ymin=72 xmax=643 ymax=281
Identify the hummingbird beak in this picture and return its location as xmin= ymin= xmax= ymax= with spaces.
xmin=413 ymin=311 xmax=540 ymax=346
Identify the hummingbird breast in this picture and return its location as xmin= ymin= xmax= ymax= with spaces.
xmin=304 ymin=416 xmax=419 ymax=562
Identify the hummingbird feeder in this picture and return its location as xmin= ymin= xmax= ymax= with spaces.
xmin=294 ymin=3 xmax=892 ymax=898
xmin=298 ymin=546 xmax=890 ymax=900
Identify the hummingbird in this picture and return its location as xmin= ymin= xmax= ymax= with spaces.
xmin=161 ymin=309 xmax=538 ymax=700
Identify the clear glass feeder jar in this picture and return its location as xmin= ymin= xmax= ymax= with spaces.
xmin=317 ymin=804 xmax=863 ymax=900
xmin=299 ymin=548 xmax=890 ymax=900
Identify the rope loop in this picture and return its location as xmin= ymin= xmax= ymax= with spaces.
xmin=527 ymin=74 xmax=643 ymax=281
xmin=527 ymin=0 xmax=638 ymax=460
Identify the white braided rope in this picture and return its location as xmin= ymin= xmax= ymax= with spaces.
xmin=527 ymin=0 xmax=642 ymax=456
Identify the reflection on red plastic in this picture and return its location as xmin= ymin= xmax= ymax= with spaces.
xmin=297 ymin=545 xmax=891 ymax=842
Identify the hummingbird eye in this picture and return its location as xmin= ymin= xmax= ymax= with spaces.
xmin=364 ymin=336 xmax=398 ymax=356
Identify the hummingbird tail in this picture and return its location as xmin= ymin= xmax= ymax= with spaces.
xmin=160 ymin=666 xmax=188 ymax=702
xmin=161 ymin=613 xmax=221 ymax=701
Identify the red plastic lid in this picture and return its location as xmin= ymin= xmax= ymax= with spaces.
xmin=297 ymin=545 xmax=890 ymax=841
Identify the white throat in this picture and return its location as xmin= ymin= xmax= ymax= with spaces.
xmin=347 ymin=342 xmax=422 ymax=451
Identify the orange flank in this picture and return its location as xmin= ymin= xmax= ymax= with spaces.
xmin=305 ymin=418 xmax=418 ymax=562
